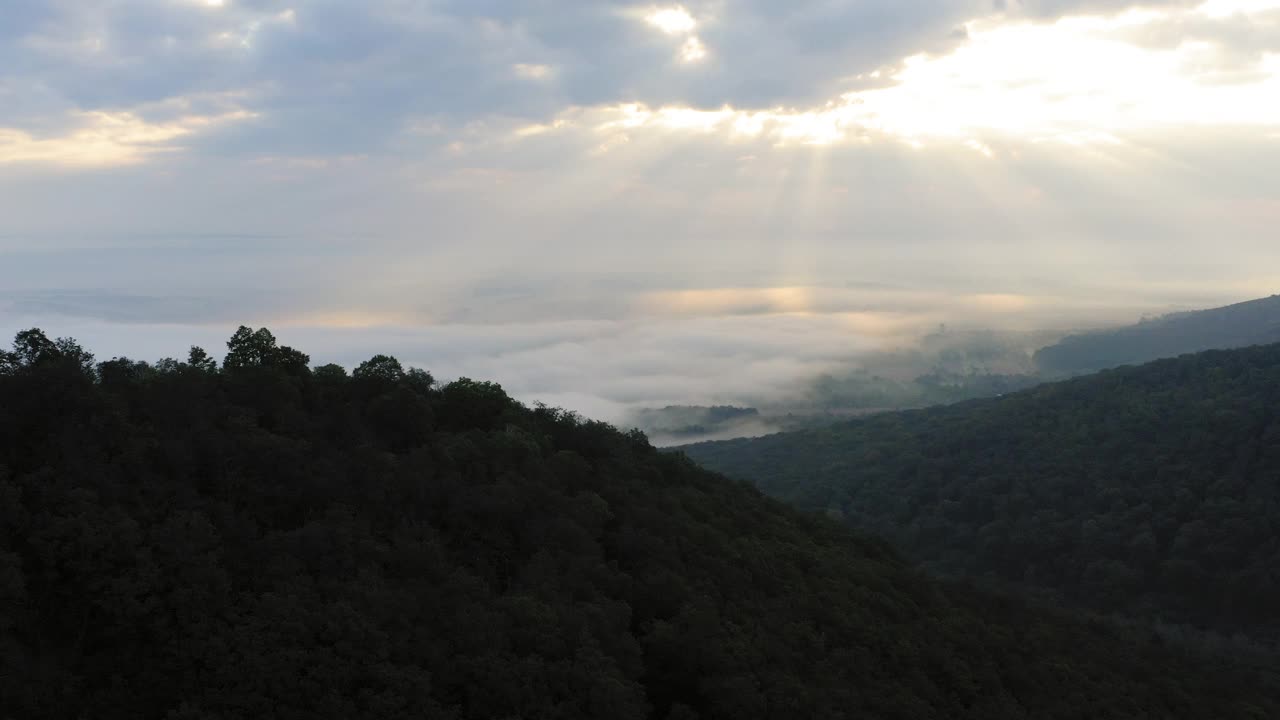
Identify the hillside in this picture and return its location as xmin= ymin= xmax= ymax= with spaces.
xmin=627 ymin=328 xmax=1046 ymax=444
xmin=683 ymin=342 xmax=1280 ymax=652
xmin=2 ymin=328 xmax=1279 ymax=719
xmin=1035 ymin=294 xmax=1280 ymax=374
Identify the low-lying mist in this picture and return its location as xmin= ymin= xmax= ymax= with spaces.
xmin=3 ymin=284 xmax=1193 ymax=445
xmin=624 ymin=325 xmax=1063 ymax=445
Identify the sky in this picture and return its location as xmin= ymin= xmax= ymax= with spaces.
xmin=3 ymin=0 xmax=1280 ymax=421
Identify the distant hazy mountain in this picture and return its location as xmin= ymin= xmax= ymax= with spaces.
xmin=629 ymin=328 xmax=1047 ymax=444
xmin=627 ymin=405 xmax=772 ymax=444
xmin=683 ymin=341 xmax=1280 ymax=652
xmin=1035 ymin=294 xmax=1280 ymax=374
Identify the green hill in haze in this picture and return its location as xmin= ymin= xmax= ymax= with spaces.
xmin=2 ymin=327 xmax=1278 ymax=718
xmin=1035 ymin=294 xmax=1280 ymax=374
xmin=683 ymin=342 xmax=1280 ymax=653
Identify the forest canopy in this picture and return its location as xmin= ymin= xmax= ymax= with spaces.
xmin=2 ymin=327 xmax=1278 ymax=719
xmin=684 ymin=341 xmax=1280 ymax=654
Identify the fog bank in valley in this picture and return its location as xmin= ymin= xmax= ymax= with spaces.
xmin=2 ymin=277 xmax=1245 ymax=444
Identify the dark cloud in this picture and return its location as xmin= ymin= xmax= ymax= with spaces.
xmin=3 ymin=0 xmax=1223 ymax=155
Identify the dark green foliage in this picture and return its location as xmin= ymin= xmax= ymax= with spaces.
xmin=187 ymin=346 xmax=218 ymax=372
xmin=2 ymin=328 xmax=1279 ymax=719
xmin=806 ymin=369 xmax=1043 ymax=411
xmin=223 ymin=326 xmax=311 ymax=375
xmin=0 ymin=328 xmax=95 ymax=376
xmin=353 ymin=354 xmax=405 ymax=384
xmin=1035 ymin=294 xmax=1280 ymax=374
xmin=314 ymin=362 xmax=349 ymax=382
xmin=436 ymin=377 xmax=513 ymax=432
xmin=684 ymin=342 xmax=1280 ymax=652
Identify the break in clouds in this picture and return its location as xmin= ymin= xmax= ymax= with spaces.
xmin=3 ymin=0 xmax=1280 ymax=429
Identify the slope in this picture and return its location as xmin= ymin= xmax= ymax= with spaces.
xmin=1035 ymin=293 xmax=1280 ymax=374
xmin=683 ymin=342 xmax=1280 ymax=653
xmin=1 ymin=327 xmax=1277 ymax=719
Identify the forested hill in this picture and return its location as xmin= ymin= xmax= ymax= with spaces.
xmin=1034 ymin=293 xmax=1280 ymax=374
xmin=2 ymin=328 xmax=1279 ymax=719
xmin=683 ymin=342 xmax=1280 ymax=652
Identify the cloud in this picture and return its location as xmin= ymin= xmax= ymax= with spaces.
xmin=508 ymin=5 xmax=1280 ymax=153
xmin=1109 ymin=2 xmax=1280 ymax=83
xmin=3 ymin=0 xmax=1280 ymax=423
xmin=7 ymin=0 xmax=1251 ymax=164
xmin=0 ymin=107 xmax=254 ymax=168
xmin=6 ymin=0 xmax=1272 ymax=178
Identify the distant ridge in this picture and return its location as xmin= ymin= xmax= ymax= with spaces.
xmin=1035 ymin=293 xmax=1280 ymax=374
xmin=683 ymin=340 xmax=1280 ymax=651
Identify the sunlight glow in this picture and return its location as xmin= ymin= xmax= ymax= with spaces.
xmin=964 ymin=139 xmax=995 ymax=158
xmin=642 ymin=287 xmax=817 ymax=317
xmin=277 ymin=311 xmax=414 ymax=329
xmin=645 ymin=7 xmax=697 ymax=35
xmin=680 ymin=36 xmax=708 ymax=63
xmin=574 ymin=103 xmax=847 ymax=145
xmin=633 ymin=288 xmax=1050 ymax=326
xmin=0 ymin=109 xmax=255 ymax=168
xmin=843 ymin=10 xmax=1280 ymax=140
xmin=524 ymin=103 xmax=853 ymax=147
xmin=513 ymin=63 xmax=553 ymax=80
xmin=208 ymin=8 xmax=294 ymax=49
xmin=966 ymin=294 xmax=1034 ymax=313
xmin=526 ymin=1 xmax=1280 ymax=150
xmin=641 ymin=6 xmax=708 ymax=64
xmin=1199 ymin=0 xmax=1280 ymax=17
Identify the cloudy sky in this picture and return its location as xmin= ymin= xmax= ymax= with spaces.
xmin=3 ymin=0 xmax=1280 ymax=419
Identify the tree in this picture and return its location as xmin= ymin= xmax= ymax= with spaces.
xmin=97 ymin=358 xmax=153 ymax=387
xmin=406 ymin=367 xmax=435 ymax=393
xmin=10 ymin=328 xmax=56 ymax=367
xmin=273 ymin=345 xmax=312 ymax=376
xmin=188 ymin=346 xmax=217 ymax=372
xmin=438 ymin=378 xmax=512 ymax=431
xmin=354 ymin=355 xmax=405 ymax=385
xmin=313 ymin=364 xmax=349 ymax=383
xmin=223 ymin=326 xmax=310 ymax=375
xmin=224 ymin=326 xmax=278 ymax=370
xmin=0 ymin=329 xmax=95 ymax=377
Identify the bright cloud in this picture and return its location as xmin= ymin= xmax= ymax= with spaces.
xmin=641 ymin=5 xmax=710 ymax=65
xmin=645 ymin=7 xmax=698 ymax=35
xmin=1200 ymin=0 xmax=1280 ymax=17
xmin=850 ymin=9 xmax=1280 ymax=140
xmin=680 ymin=36 xmax=709 ymax=63
xmin=0 ymin=109 xmax=254 ymax=168
xmin=516 ymin=2 xmax=1280 ymax=149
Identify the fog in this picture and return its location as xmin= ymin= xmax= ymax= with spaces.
xmin=0 ymin=280 xmax=1250 ymax=443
